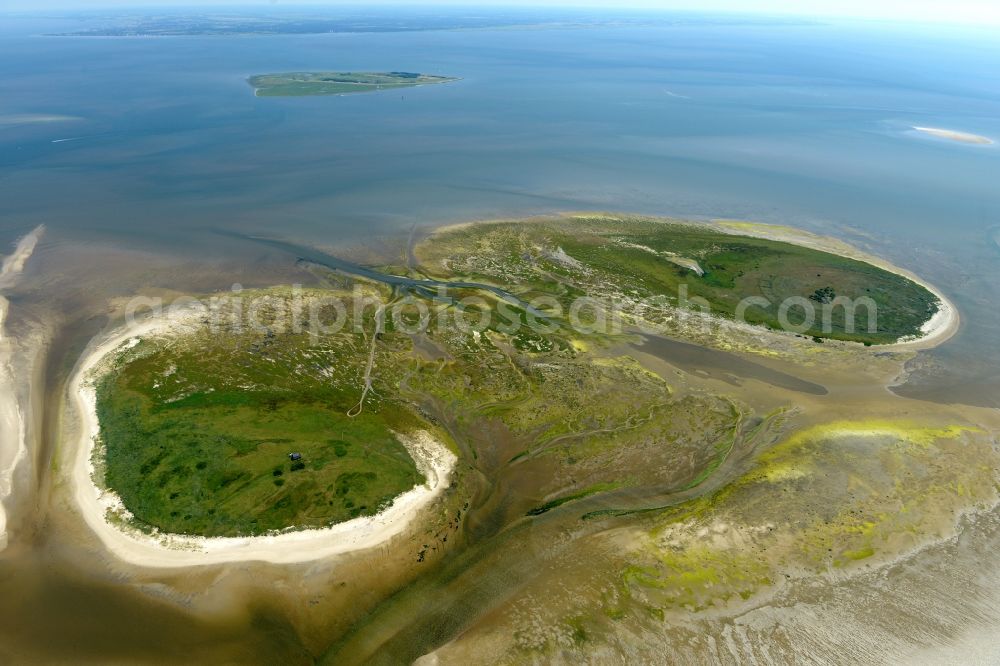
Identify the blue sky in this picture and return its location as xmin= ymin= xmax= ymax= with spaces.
xmin=6 ymin=0 xmax=1000 ymax=26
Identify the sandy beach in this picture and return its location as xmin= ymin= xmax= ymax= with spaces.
xmin=711 ymin=219 xmax=960 ymax=351
xmin=912 ymin=126 xmax=994 ymax=145
xmin=0 ymin=225 xmax=44 ymax=550
xmin=68 ymin=306 xmax=457 ymax=568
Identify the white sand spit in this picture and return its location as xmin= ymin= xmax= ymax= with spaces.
xmin=0 ymin=225 xmax=45 ymax=550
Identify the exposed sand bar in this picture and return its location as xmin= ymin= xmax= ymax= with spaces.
xmin=68 ymin=307 xmax=457 ymax=568
xmin=711 ymin=219 xmax=959 ymax=350
xmin=0 ymin=227 xmax=43 ymax=279
xmin=912 ymin=126 xmax=994 ymax=145
xmin=0 ymin=225 xmax=45 ymax=550
xmin=0 ymin=114 xmax=81 ymax=128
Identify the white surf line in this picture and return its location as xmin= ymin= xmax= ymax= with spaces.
xmin=69 ymin=307 xmax=456 ymax=567
xmin=0 ymin=225 xmax=45 ymax=550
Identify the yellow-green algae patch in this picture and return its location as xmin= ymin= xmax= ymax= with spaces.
xmin=622 ymin=546 xmax=772 ymax=612
xmin=614 ymin=418 xmax=999 ymax=616
xmin=741 ymin=420 xmax=981 ymax=484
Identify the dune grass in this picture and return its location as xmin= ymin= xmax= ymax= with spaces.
xmin=96 ymin=323 xmax=423 ymax=538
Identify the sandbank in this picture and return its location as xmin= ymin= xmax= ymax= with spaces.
xmin=0 ymin=225 xmax=44 ymax=550
xmin=912 ymin=126 xmax=994 ymax=145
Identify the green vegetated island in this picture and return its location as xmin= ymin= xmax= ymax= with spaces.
xmin=96 ymin=320 xmax=425 ymax=537
xmin=417 ymin=216 xmax=939 ymax=346
xmin=248 ymin=71 xmax=458 ymax=97
xmin=94 ymin=215 xmax=944 ymax=543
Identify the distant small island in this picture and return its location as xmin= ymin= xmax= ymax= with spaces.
xmin=248 ymin=72 xmax=458 ymax=97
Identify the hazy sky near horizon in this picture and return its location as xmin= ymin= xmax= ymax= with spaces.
xmin=5 ymin=0 xmax=1000 ymax=26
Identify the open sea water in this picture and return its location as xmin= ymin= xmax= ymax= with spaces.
xmin=1 ymin=12 xmax=999 ymax=390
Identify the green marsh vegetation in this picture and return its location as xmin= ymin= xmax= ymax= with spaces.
xmin=95 ymin=290 xmax=426 ymax=537
xmin=417 ymin=215 xmax=940 ymax=345
xmin=94 ymin=281 xmax=741 ymax=539
xmin=300 ymin=219 xmax=987 ymax=663
xmin=609 ymin=421 xmax=999 ymax=615
xmin=93 ymin=216 xmax=945 ymax=541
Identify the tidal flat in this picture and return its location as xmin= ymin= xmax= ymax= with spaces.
xmin=86 ymin=215 xmax=946 ymax=542
xmin=3 ymin=13 xmax=1000 ymax=662
xmin=33 ymin=215 xmax=995 ymax=663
